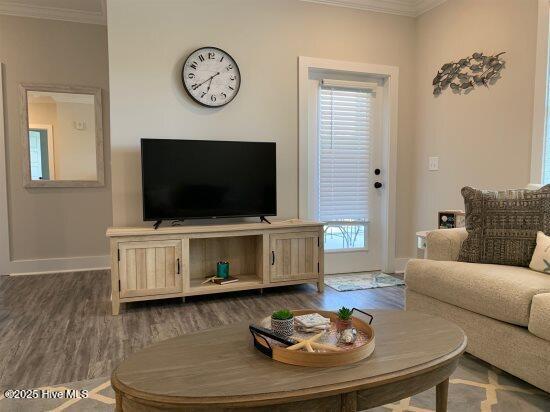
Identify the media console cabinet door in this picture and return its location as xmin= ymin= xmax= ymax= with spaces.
xmin=270 ymin=232 xmax=319 ymax=282
xmin=118 ymin=240 xmax=183 ymax=298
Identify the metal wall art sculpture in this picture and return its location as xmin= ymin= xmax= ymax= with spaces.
xmin=433 ymin=52 xmax=505 ymax=96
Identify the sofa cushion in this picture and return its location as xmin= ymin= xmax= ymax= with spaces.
xmin=458 ymin=185 xmax=550 ymax=267
xmin=529 ymin=293 xmax=550 ymax=341
xmin=405 ymin=259 xmax=550 ymax=326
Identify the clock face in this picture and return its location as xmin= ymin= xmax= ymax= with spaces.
xmin=182 ymin=47 xmax=241 ymax=107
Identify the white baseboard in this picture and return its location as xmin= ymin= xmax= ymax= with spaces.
xmin=6 ymin=255 xmax=110 ymax=276
xmin=393 ymin=257 xmax=411 ymax=274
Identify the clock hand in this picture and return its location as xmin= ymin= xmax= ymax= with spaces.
xmin=192 ymin=72 xmax=221 ymax=90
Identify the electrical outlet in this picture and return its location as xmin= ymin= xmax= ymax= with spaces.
xmin=429 ymin=156 xmax=439 ymax=171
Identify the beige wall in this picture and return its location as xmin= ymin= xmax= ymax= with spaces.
xmin=0 ymin=15 xmax=112 ymax=260
xmin=107 ymin=0 xmax=417 ymax=258
xmin=413 ymin=0 xmax=538 ymax=234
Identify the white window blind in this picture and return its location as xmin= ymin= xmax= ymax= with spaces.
xmin=318 ymin=85 xmax=373 ymax=222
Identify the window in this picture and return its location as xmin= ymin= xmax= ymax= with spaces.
xmin=318 ymin=84 xmax=373 ymax=250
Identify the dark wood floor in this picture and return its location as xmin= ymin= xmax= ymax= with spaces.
xmin=0 ymin=270 xmax=404 ymax=390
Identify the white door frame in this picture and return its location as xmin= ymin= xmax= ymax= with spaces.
xmin=298 ymin=56 xmax=399 ymax=274
xmin=0 ymin=63 xmax=10 ymax=275
xmin=530 ymin=0 xmax=550 ymax=184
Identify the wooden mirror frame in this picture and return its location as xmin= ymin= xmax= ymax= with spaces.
xmin=19 ymin=83 xmax=105 ymax=188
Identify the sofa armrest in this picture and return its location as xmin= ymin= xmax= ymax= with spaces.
xmin=426 ymin=228 xmax=468 ymax=261
xmin=529 ymin=293 xmax=550 ymax=341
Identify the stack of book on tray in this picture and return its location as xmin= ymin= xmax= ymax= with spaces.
xmin=294 ymin=313 xmax=331 ymax=332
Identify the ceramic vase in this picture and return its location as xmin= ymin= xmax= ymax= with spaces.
xmin=271 ymin=317 xmax=294 ymax=336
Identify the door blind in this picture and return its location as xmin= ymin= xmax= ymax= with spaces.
xmin=318 ymin=86 xmax=373 ymax=222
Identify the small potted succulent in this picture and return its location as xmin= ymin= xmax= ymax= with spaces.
xmin=336 ymin=307 xmax=353 ymax=331
xmin=271 ymin=309 xmax=294 ymax=336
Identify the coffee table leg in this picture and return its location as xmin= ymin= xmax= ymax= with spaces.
xmin=340 ymin=391 xmax=357 ymax=412
xmin=115 ymin=391 xmax=122 ymax=412
xmin=436 ymin=378 xmax=449 ymax=412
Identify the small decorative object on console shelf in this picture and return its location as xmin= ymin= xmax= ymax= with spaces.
xmin=271 ymin=309 xmax=295 ymax=337
xmin=438 ymin=210 xmax=465 ymax=229
xmin=216 ymin=261 xmax=229 ymax=279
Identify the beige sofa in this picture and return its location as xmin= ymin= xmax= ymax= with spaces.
xmin=405 ymin=228 xmax=550 ymax=392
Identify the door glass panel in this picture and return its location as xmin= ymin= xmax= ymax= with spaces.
xmin=324 ymin=221 xmax=367 ymax=251
xmin=318 ymin=86 xmax=373 ymax=251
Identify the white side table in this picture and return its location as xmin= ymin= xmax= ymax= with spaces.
xmin=416 ymin=231 xmax=430 ymax=259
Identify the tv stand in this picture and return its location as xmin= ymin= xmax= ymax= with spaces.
xmin=260 ymin=216 xmax=271 ymax=224
xmin=107 ymin=219 xmax=324 ymax=315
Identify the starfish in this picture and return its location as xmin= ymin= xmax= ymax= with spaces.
xmin=286 ymin=331 xmax=342 ymax=352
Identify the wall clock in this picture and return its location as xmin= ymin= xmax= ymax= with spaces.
xmin=181 ymin=47 xmax=241 ymax=107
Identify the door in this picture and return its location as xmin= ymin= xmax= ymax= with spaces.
xmin=270 ymin=232 xmax=319 ymax=282
xmin=118 ymin=240 xmax=182 ymax=298
xmin=316 ymin=80 xmax=383 ymax=274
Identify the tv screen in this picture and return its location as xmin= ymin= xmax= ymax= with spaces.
xmin=141 ymin=139 xmax=276 ymax=221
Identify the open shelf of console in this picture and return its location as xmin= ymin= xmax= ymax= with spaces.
xmin=188 ymin=235 xmax=263 ymax=294
xmin=107 ymin=219 xmax=324 ymax=315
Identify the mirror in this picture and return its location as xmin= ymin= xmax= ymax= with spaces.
xmin=20 ymin=84 xmax=104 ymax=187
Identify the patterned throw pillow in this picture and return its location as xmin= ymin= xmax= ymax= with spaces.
xmin=529 ymin=231 xmax=550 ymax=274
xmin=458 ymin=185 xmax=550 ymax=267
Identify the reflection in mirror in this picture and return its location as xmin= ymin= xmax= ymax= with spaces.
xmin=26 ymin=91 xmax=97 ymax=181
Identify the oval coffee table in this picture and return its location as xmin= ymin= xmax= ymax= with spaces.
xmin=112 ymin=310 xmax=466 ymax=412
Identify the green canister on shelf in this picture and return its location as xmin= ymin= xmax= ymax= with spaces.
xmin=217 ymin=261 xmax=229 ymax=279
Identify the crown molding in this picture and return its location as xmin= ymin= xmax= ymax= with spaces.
xmin=0 ymin=0 xmax=106 ymax=25
xmin=415 ymin=0 xmax=447 ymax=15
xmin=300 ymin=0 xmax=447 ymax=17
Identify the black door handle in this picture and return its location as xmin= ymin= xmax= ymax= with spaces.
xmin=271 ymin=251 xmax=275 ymax=265
xmin=374 ymin=182 xmax=383 ymax=189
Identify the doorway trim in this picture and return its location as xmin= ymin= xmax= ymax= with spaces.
xmin=298 ymin=56 xmax=399 ymax=273
xmin=0 ymin=63 xmax=9 ymax=275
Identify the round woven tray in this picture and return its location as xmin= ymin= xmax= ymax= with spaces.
xmin=253 ymin=309 xmax=375 ymax=367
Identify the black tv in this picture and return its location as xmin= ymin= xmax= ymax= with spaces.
xmin=141 ymin=139 xmax=276 ymax=222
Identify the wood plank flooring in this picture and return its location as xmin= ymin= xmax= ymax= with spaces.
xmin=0 ymin=270 xmax=404 ymax=390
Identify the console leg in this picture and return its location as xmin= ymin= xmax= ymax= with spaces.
xmin=317 ymin=280 xmax=324 ymax=293
xmin=181 ymin=297 xmax=186 ymax=303
xmin=112 ymin=299 xmax=120 ymax=316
